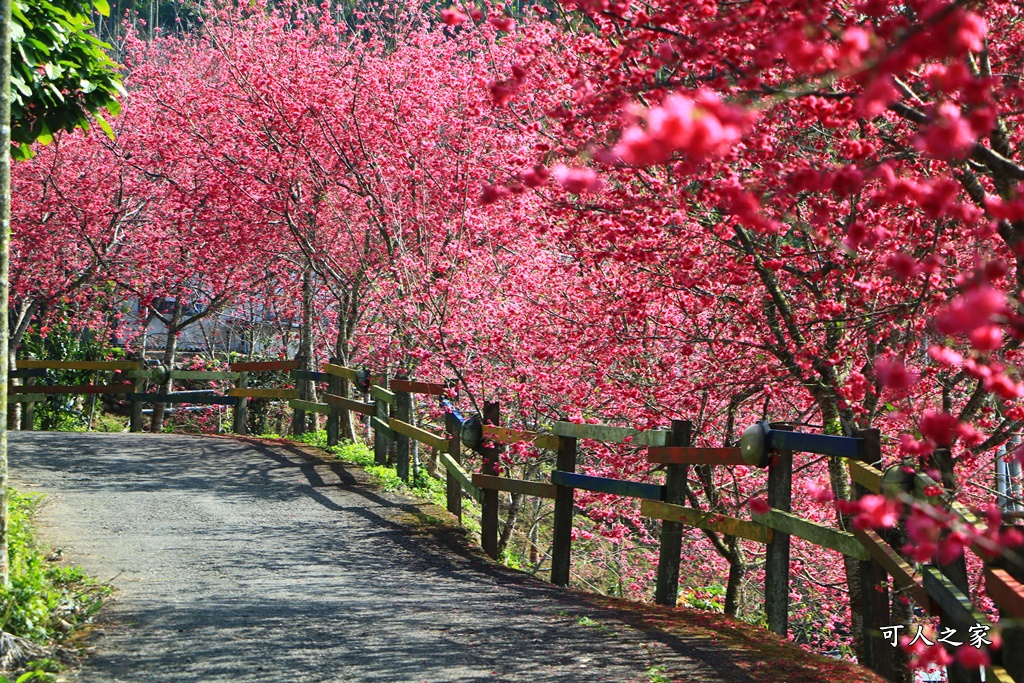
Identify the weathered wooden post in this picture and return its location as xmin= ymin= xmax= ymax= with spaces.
xmin=22 ymin=372 xmax=35 ymax=431
xmin=129 ymin=358 xmax=146 ymax=433
xmin=444 ymin=409 xmax=463 ymax=523
xmin=550 ymin=432 xmax=577 ymax=587
xmin=395 ymin=381 xmax=412 ymax=481
xmin=930 ymin=446 xmax=981 ymax=683
xmin=372 ymin=374 xmax=391 ymax=466
xmin=291 ymin=355 xmax=307 ymax=437
xmin=853 ymin=427 xmax=896 ymax=680
xmin=480 ymin=401 xmax=501 ymax=560
xmin=654 ymin=419 xmax=692 ymax=606
xmin=326 ymin=358 xmax=342 ymax=447
xmin=989 ymin=553 xmax=1024 ymax=680
xmin=765 ymin=423 xmax=794 ymax=637
xmin=338 ymin=373 xmax=352 ymax=442
xmin=232 ymin=370 xmax=249 ymax=435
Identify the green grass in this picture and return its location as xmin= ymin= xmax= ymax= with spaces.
xmin=646 ymin=664 xmax=670 ymax=683
xmin=0 ymin=491 xmax=110 ymax=680
xmin=289 ymin=431 xmax=482 ymax=535
xmin=575 ymin=615 xmax=616 ymax=635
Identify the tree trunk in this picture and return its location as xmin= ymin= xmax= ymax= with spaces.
xmin=334 ymin=303 xmax=356 ymax=442
xmin=820 ymin=398 xmax=866 ymax=663
xmin=724 ymin=542 xmax=746 ymax=617
xmin=7 ymin=298 xmax=44 ymax=428
xmin=0 ymin=0 xmax=11 ymax=584
xmin=150 ymin=299 xmax=183 ymax=433
xmin=299 ymin=268 xmax=315 ymax=432
xmin=497 ymin=492 xmax=523 ymax=557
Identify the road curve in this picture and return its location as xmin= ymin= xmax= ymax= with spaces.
xmin=11 ymin=432 xmax=814 ymax=683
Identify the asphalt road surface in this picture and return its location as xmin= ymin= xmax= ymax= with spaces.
xmin=11 ymin=431 xmax=795 ymax=682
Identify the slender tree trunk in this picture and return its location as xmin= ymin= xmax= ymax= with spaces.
xmin=150 ymin=300 xmax=183 ymax=432
xmin=334 ymin=302 xmax=356 ymax=442
xmin=724 ymin=541 xmax=746 ymax=617
xmin=0 ymin=0 xmax=11 ymax=585
xmin=819 ymin=396 xmax=865 ymax=663
xmin=299 ymin=268 xmax=315 ymax=431
xmin=497 ymin=492 xmax=523 ymax=557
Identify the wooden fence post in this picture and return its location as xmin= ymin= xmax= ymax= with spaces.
xmin=550 ymin=433 xmax=577 ymax=587
xmin=129 ymin=358 xmax=145 ymax=433
xmin=993 ymin=553 xmax=1024 ymax=680
xmin=765 ymin=423 xmax=794 ymax=637
xmin=444 ymin=409 xmax=463 ymax=522
xmin=326 ymin=357 xmax=341 ymax=447
xmin=395 ymin=382 xmax=412 ymax=481
xmin=232 ymin=371 xmax=249 ymax=435
xmin=338 ymin=374 xmax=352 ymax=442
xmin=374 ymin=373 xmax=390 ymax=466
xmin=411 ymin=394 xmax=420 ymax=482
xmin=22 ymin=373 xmax=35 ymax=431
xmin=480 ymin=401 xmax=501 ymax=560
xmin=292 ymin=355 xmax=307 ymax=437
xmin=853 ymin=428 xmax=896 ymax=680
xmin=655 ymin=419 xmax=693 ymax=606
xmin=930 ymin=446 xmax=981 ymax=683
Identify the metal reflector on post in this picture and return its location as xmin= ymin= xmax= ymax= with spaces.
xmin=440 ymin=399 xmax=483 ymax=452
xmin=740 ymin=420 xmax=770 ymax=467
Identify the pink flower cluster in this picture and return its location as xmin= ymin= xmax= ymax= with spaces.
xmin=551 ymin=164 xmax=603 ymax=194
xmin=837 ymin=494 xmax=902 ymax=530
xmin=614 ymin=91 xmax=753 ymax=166
xmin=935 ymin=285 xmax=1005 ymax=350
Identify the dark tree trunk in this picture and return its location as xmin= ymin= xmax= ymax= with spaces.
xmin=150 ymin=299 xmax=183 ymax=433
xmin=724 ymin=543 xmax=746 ymax=617
xmin=299 ymin=268 xmax=316 ymax=432
xmin=334 ymin=302 xmax=356 ymax=442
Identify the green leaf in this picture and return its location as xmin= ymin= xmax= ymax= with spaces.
xmin=10 ymin=73 xmax=32 ymax=98
xmin=10 ymin=143 xmax=34 ymax=161
xmin=35 ymin=121 xmax=53 ymax=146
xmin=26 ymin=38 xmax=50 ymax=55
xmin=95 ymin=112 xmax=113 ymax=140
xmin=8 ymin=0 xmax=123 ymax=152
xmin=11 ymin=1 xmax=33 ymax=29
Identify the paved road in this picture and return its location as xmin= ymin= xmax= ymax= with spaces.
xmin=10 ymin=432 xmax=799 ymax=682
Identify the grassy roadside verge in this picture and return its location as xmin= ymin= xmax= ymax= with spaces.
xmin=0 ymin=491 xmax=109 ymax=682
xmin=285 ymin=431 xmax=483 ymax=539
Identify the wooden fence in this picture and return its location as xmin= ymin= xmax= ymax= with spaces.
xmin=15 ymin=356 xmax=1024 ymax=682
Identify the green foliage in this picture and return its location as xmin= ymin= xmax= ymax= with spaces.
xmin=645 ymin=664 xmax=669 ymax=683
xmin=292 ymin=432 xmax=480 ymax=531
xmin=92 ymin=412 xmax=127 ymax=432
xmin=497 ymin=546 xmax=526 ymax=570
xmin=9 ymin=0 xmax=124 ymax=159
xmin=679 ymin=582 xmax=726 ymax=613
xmin=297 ymin=432 xmax=407 ymax=491
xmin=574 ymin=615 xmax=615 ymax=634
xmin=0 ymin=492 xmax=108 ymax=648
xmin=0 ymin=662 xmax=59 ymax=682
xmin=20 ymin=319 xmax=112 ymax=430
